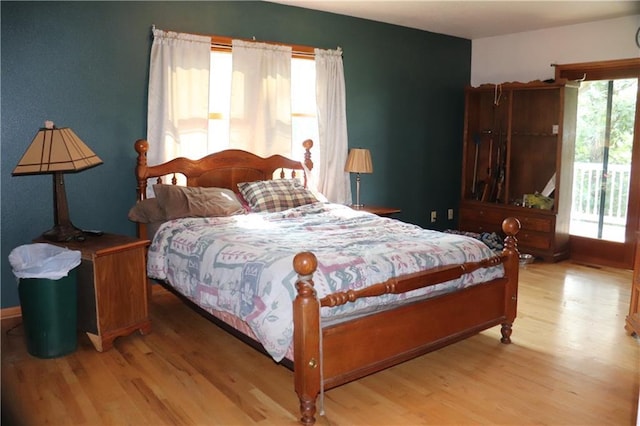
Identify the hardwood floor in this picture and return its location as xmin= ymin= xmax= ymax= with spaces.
xmin=2 ymin=260 xmax=638 ymax=425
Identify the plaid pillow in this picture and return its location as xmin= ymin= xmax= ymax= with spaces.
xmin=237 ymin=179 xmax=318 ymax=213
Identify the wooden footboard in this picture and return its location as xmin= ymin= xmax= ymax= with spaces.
xmin=293 ymin=217 xmax=520 ymax=425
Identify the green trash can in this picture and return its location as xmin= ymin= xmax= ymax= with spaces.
xmin=9 ymin=243 xmax=81 ymax=359
xmin=18 ymin=270 xmax=78 ymax=358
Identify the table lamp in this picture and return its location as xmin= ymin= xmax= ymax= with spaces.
xmin=13 ymin=121 xmax=103 ymax=242
xmin=344 ymin=148 xmax=373 ymax=208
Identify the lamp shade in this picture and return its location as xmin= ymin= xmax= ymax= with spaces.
xmin=13 ymin=125 xmax=102 ymax=175
xmin=12 ymin=122 xmax=102 ymax=242
xmin=344 ymin=148 xmax=373 ymax=174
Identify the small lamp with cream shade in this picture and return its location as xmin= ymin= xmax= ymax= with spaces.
xmin=13 ymin=121 xmax=103 ymax=242
xmin=344 ymin=148 xmax=373 ymax=208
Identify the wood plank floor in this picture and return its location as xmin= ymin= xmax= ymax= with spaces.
xmin=2 ymin=260 xmax=638 ymax=425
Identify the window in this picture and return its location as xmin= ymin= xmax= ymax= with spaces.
xmin=148 ymin=28 xmax=349 ymax=203
xmin=206 ymin=50 xmax=319 ymax=167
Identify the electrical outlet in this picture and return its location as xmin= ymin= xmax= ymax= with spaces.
xmin=448 ymin=208 xmax=454 ymax=220
xmin=430 ymin=211 xmax=437 ymax=223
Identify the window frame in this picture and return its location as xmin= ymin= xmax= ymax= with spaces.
xmin=206 ymin=34 xmax=321 ymax=174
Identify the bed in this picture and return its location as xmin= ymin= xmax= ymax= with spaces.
xmin=132 ymin=138 xmax=520 ymax=425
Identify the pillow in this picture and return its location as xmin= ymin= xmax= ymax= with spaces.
xmin=235 ymin=190 xmax=252 ymax=212
xmin=153 ymin=184 xmax=245 ymax=220
xmin=237 ymin=179 xmax=318 ymax=213
xmin=128 ymin=198 xmax=165 ymax=223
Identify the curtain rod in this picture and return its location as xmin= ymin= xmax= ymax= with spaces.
xmin=211 ymin=35 xmax=317 ymax=59
xmin=151 ymin=25 xmax=330 ymax=59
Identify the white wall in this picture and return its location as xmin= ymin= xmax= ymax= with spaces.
xmin=471 ymin=15 xmax=640 ymax=86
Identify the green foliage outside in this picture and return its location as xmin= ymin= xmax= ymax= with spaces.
xmin=575 ymin=79 xmax=637 ymax=164
xmin=572 ymin=78 xmax=636 ymax=233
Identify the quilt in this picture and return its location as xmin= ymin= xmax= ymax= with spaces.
xmin=147 ymin=203 xmax=504 ymax=361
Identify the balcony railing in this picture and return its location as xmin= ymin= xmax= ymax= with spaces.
xmin=570 ymin=162 xmax=630 ymax=242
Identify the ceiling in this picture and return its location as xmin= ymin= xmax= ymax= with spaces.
xmin=268 ymin=1 xmax=640 ymax=40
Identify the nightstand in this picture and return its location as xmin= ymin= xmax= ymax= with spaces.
xmin=351 ymin=205 xmax=401 ymax=217
xmin=35 ymin=233 xmax=151 ymax=351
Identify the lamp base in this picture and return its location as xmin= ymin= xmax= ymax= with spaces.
xmin=41 ymin=223 xmax=85 ymax=242
xmin=351 ymin=204 xmax=365 ymax=209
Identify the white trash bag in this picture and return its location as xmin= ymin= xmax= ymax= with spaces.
xmin=9 ymin=243 xmax=81 ymax=280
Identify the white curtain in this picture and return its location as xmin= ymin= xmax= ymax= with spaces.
xmin=315 ymin=47 xmax=351 ymax=204
xmin=230 ymin=40 xmax=292 ymax=157
xmin=147 ymin=29 xmax=211 ymax=167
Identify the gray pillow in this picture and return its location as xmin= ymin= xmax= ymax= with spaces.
xmin=128 ymin=198 xmax=165 ymax=223
xmin=153 ymin=184 xmax=245 ymax=220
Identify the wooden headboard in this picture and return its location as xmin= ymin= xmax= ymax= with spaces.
xmin=134 ymin=139 xmax=314 ymax=201
xmin=133 ymin=139 xmax=314 ymax=240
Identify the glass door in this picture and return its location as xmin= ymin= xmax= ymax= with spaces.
xmin=569 ymin=78 xmax=637 ymax=242
xmin=556 ymin=58 xmax=640 ymax=269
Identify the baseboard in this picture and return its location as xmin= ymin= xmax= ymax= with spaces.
xmin=1 ymin=306 xmax=22 ymax=320
xmin=2 ymin=285 xmax=166 ymax=320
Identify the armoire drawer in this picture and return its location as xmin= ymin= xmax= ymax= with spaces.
xmin=518 ymin=214 xmax=553 ymax=233
xmin=460 ymin=220 xmax=494 ymax=234
xmin=459 ymin=208 xmax=503 ymax=232
xmin=517 ymin=230 xmax=551 ymax=250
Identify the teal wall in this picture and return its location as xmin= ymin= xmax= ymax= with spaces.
xmin=1 ymin=1 xmax=470 ymax=308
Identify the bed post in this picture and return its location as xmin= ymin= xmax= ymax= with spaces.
xmin=301 ymin=139 xmax=314 ymax=189
xmin=293 ymin=252 xmax=321 ymax=426
xmin=500 ymin=217 xmax=521 ymax=344
xmin=133 ymin=139 xmax=151 ymax=240
xmin=134 ymin=139 xmax=149 ymax=201
xmin=302 ymin=139 xmax=314 ymax=171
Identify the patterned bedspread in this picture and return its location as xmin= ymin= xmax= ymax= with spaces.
xmin=148 ymin=203 xmax=504 ymax=361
